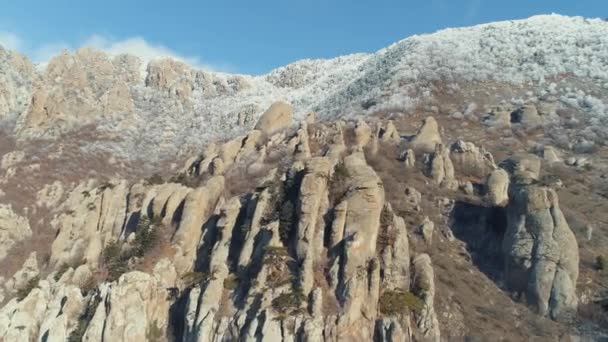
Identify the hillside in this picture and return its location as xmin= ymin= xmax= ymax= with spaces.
xmin=0 ymin=14 xmax=607 ymax=341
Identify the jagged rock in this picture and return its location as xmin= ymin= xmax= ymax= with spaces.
xmin=84 ymin=271 xmax=174 ymax=341
xmin=292 ymin=124 xmax=312 ymax=160
xmin=146 ymin=58 xmax=192 ymax=91
xmin=400 ymin=148 xmax=416 ymax=167
xmin=332 ymin=152 xmax=384 ymax=339
xmin=428 ymin=144 xmax=457 ymax=190
xmin=254 ymin=101 xmax=294 ymax=135
xmin=209 ymin=157 xmax=225 ymax=175
xmin=219 ymin=138 xmax=243 ymax=168
xmin=0 ymin=204 xmax=31 ymax=261
xmin=486 ymin=168 xmax=510 ymax=207
xmin=412 ymin=254 xmax=440 ymax=342
xmin=380 ymin=120 xmax=400 ymax=143
xmin=295 ymin=157 xmax=331 ymax=294
xmin=172 ymin=176 xmax=224 ymax=275
xmin=141 ymin=182 xmax=188 ymax=220
xmin=404 ymin=186 xmax=422 ymax=211
xmin=501 ymin=154 xmax=541 ymax=184
xmin=237 ymin=189 xmax=272 ymax=270
xmin=238 ymin=130 xmax=263 ymax=160
xmin=503 ymin=165 xmax=579 ymax=320
xmin=354 ymin=119 xmax=372 ymax=148
xmin=450 ymin=140 xmax=496 ymax=178
xmin=159 ymin=185 xmax=191 ymax=227
xmin=419 ymin=217 xmax=434 ymax=244
xmin=37 ymin=286 xmax=85 ymax=342
xmin=375 ymin=317 xmax=411 ymax=341
xmin=410 ymin=117 xmax=442 ymax=153
xmin=380 ymin=206 xmax=410 ymax=290
xmin=0 ymin=280 xmax=64 ymax=341
xmin=19 ymin=48 xmax=139 ymax=134
xmin=50 ymin=180 xmax=129 ymax=267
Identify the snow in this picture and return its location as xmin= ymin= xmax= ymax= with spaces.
xmin=2 ymin=14 xmax=608 ymax=163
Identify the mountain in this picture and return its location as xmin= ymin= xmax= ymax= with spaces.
xmin=0 ymin=14 xmax=607 ymax=341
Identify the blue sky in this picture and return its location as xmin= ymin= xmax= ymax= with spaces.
xmin=0 ymin=0 xmax=605 ymax=74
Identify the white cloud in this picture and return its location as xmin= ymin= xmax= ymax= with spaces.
xmin=0 ymin=31 xmax=226 ymax=72
xmin=80 ymin=34 xmax=215 ymax=70
xmin=0 ymin=31 xmax=22 ymax=51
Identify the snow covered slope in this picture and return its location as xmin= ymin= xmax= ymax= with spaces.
xmin=0 ymin=14 xmax=607 ymax=162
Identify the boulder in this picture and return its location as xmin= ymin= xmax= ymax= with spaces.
xmin=486 ymin=168 xmax=510 ymax=207
xmin=254 ymin=101 xmax=294 ymax=135
xmin=410 ymin=117 xmax=442 ymax=153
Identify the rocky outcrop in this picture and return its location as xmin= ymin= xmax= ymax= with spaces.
xmin=427 ymin=144 xmax=457 ymax=190
xmin=410 ymin=117 xmax=442 ymax=153
xmin=254 ymin=101 xmax=294 ymax=135
xmin=486 ymin=168 xmax=510 ymax=207
xmin=172 ymin=176 xmax=224 ymax=275
xmin=502 ymin=156 xmax=579 ymax=320
xmin=332 ymin=152 xmax=384 ymax=339
xmin=84 ymin=265 xmax=176 ymax=341
xmin=450 ymin=140 xmax=496 ymax=178
xmin=401 ymin=148 xmax=416 ymax=168
xmin=379 ymin=120 xmax=400 ymax=144
xmin=295 ymin=157 xmax=331 ymax=294
xmin=0 ymin=114 xmax=588 ymax=340
xmin=50 ymin=180 xmax=130 ymax=267
xmin=412 ymin=254 xmax=440 ymax=342
xmin=0 ymin=204 xmax=31 ymax=261
xmin=419 ymin=217 xmax=434 ymax=244
xmin=353 ymin=119 xmax=372 ymax=148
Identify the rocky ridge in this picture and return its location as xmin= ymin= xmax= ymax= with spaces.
xmin=1 ymin=104 xmax=601 ymax=341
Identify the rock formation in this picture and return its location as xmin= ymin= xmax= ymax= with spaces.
xmin=254 ymin=101 xmax=294 ymax=135
xmin=502 ymin=156 xmax=579 ymax=320
xmin=410 ymin=117 xmax=442 ymax=153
